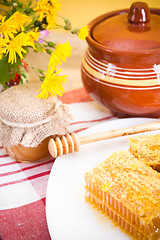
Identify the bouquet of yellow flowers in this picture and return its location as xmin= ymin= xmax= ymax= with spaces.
xmin=0 ymin=0 xmax=89 ymax=98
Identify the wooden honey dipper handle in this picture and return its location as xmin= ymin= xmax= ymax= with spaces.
xmin=48 ymin=120 xmax=160 ymax=158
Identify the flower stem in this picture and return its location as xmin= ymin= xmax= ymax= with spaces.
xmin=24 ymin=59 xmax=45 ymax=78
xmin=0 ymin=8 xmax=8 ymax=14
xmin=39 ymin=38 xmax=56 ymax=48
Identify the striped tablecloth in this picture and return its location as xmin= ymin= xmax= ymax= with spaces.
xmin=0 ymin=87 xmax=116 ymax=240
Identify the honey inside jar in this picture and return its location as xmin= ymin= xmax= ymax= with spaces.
xmin=3 ymin=137 xmax=51 ymax=163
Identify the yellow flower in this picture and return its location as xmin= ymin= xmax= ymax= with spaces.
xmin=33 ymin=0 xmax=48 ymax=19
xmin=26 ymin=30 xmax=40 ymax=49
xmin=0 ymin=38 xmax=7 ymax=60
xmin=48 ymin=41 xmax=72 ymax=72
xmin=0 ymin=15 xmax=17 ymax=40
xmin=34 ymin=0 xmax=61 ymax=24
xmin=46 ymin=13 xmax=57 ymax=29
xmin=47 ymin=0 xmax=61 ymax=10
xmin=9 ymin=11 xmax=29 ymax=32
xmin=33 ymin=0 xmax=61 ymax=19
xmin=5 ymin=32 xmax=29 ymax=63
xmin=34 ymin=0 xmax=61 ymax=13
xmin=37 ymin=69 xmax=67 ymax=99
xmin=5 ymin=29 xmax=39 ymax=63
xmin=0 ymin=38 xmax=7 ymax=49
xmin=78 ymin=26 xmax=89 ymax=41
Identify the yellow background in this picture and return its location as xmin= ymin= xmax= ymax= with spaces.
xmin=18 ymin=0 xmax=160 ymax=27
xmin=1 ymin=0 xmax=160 ymax=27
xmin=58 ymin=0 xmax=160 ymax=27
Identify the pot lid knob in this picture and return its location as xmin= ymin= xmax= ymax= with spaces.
xmin=128 ymin=2 xmax=150 ymax=23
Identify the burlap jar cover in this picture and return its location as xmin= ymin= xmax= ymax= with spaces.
xmin=0 ymin=82 xmax=72 ymax=161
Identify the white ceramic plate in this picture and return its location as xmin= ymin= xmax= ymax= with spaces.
xmin=46 ymin=118 xmax=159 ymax=240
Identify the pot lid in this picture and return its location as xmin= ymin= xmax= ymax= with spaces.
xmin=92 ymin=2 xmax=160 ymax=51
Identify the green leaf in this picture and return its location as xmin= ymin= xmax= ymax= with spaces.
xmin=28 ymin=1 xmax=32 ymax=7
xmin=0 ymin=56 xmax=10 ymax=85
xmin=0 ymin=54 xmax=22 ymax=86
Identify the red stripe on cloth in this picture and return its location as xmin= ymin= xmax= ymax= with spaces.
xmin=0 ymin=154 xmax=9 ymax=158
xmin=0 ymin=160 xmax=52 ymax=177
xmin=41 ymin=197 xmax=46 ymax=205
xmin=0 ymin=198 xmax=51 ymax=240
xmin=71 ymin=116 xmax=114 ymax=125
xmin=74 ymin=127 xmax=88 ymax=133
xmin=0 ymin=170 xmax=50 ymax=188
xmin=0 ymin=146 xmax=3 ymax=149
xmin=59 ymin=87 xmax=92 ymax=104
xmin=0 ymin=161 xmax=18 ymax=167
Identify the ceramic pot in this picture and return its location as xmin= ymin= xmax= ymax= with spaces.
xmin=81 ymin=2 xmax=160 ymax=117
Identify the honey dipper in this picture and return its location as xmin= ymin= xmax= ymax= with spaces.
xmin=48 ymin=120 xmax=160 ymax=158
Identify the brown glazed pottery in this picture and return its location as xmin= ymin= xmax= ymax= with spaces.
xmin=81 ymin=2 xmax=160 ymax=117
